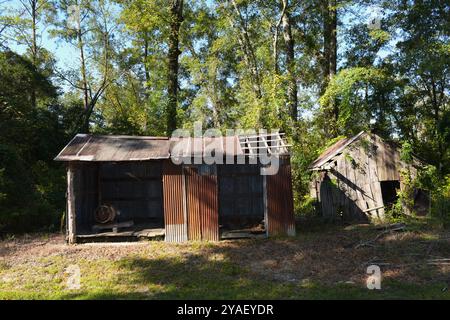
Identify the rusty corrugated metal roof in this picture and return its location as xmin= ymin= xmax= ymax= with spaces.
xmin=56 ymin=133 xmax=291 ymax=162
xmin=169 ymin=136 xmax=245 ymax=158
xmin=309 ymin=131 xmax=365 ymax=170
xmin=54 ymin=134 xmax=170 ymax=161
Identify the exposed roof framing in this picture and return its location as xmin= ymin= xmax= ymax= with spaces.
xmin=238 ymin=132 xmax=291 ymax=156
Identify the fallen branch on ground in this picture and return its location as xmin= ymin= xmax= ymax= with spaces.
xmin=355 ymin=224 xmax=407 ymax=249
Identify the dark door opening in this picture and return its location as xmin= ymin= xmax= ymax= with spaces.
xmin=380 ymin=180 xmax=400 ymax=208
xmin=413 ymin=189 xmax=430 ymax=216
xmin=218 ymin=164 xmax=265 ymax=239
xmin=96 ymin=161 xmax=164 ymax=232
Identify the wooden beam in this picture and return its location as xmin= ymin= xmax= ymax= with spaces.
xmin=67 ymin=163 xmax=77 ymax=244
xmin=241 ymin=144 xmax=293 ymax=150
xmin=238 ymin=132 xmax=285 ymax=140
xmin=363 ymin=205 xmax=384 ymax=213
xmin=263 ymin=174 xmax=269 ymax=238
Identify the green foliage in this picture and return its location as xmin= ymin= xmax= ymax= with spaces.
xmin=320 ymin=67 xmax=388 ymax=134
xmin=297 ymin=195 xmax=317 ymax=218
xmin=385 ymin=163 xmax=450 ymax=227
xmin=431 ymin=175 xmax=450 ymax=227
xmin=0 ymin=51 xmax=72 ymax=233
xmin=317 ymin=135 xmax=347 ymax=155
xmin=400 ymin=141 xmax=414 ymax=164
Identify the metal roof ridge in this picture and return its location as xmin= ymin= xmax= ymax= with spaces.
xmin=309 ymin=131 xmax=365 ymax=170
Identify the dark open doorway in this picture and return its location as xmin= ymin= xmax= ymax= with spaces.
xmin=218 ymin=164 xmax=265 ymax=239
xmin=380 ymin=180 xmax=400 ymax=208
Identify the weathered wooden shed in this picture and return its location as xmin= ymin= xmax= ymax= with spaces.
xmin=309 ymin=131 xmax=429 ymax=222
xmin=55 ymin=133 xmax=295 ymax=243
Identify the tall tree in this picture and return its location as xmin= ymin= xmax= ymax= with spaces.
xmin=387 ymin=0 xmax=449 ymax=172
xmin=166 ymin=0 xmax=184 ymax=133
xmin=321 ymin=0 xmax=338 ymax=136
xmin=53 ymin=0 xmax=115 ymax=132
xmin=227 ymin=0 xmax=262 ymax=99
xmin=281 ymin=0 xmax=298 ymax=120
xmin=0 ymin=0 xmax=56 ymax=108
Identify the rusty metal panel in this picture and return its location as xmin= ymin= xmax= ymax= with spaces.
xmin=169 ymin=136 xmax=245 ymax=159
xmin=202 ymin=171 xmax=219 ymax=241
xmin=162 ymin=160 xmax=187 ymax=242
xmin=185 ymin=167 xmax=202 ymax=240
xmin=266 ymin=158 xmax=296 ymax=237
xmin=185 ymin=165 xmax=219 ymax=241
xmin=55 ymin=134 xmax=170 ymax=161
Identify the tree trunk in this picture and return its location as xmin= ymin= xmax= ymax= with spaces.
xmin=77 ymin=28 xmax=89 ymax=114
xmin=230 ymin=0 xmax=262 ymax=99
xmin=143 ymin=35 xmax=150 ymax=85
xmin=143 ymin=34 xmax=151 ymax=100
xmin=321 ymin=0 xmax=338 ymax=136
xmin=30 ymin=0 xmax=38 ymax=108
xmin=330 ymin=0 xmax=338 ymax=124
xmin=281 ymin=0 xmax=298 ymax=121
xmin=167 ymin=0 xmax=183 ymax=133
xmin=273 ymin=1 xmax=287 ymax=73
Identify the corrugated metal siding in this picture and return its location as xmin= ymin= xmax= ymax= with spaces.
xmin=162 ymin=160 xmax=187 ymax=242
xmin=185 ymin=165 xmax=219 ymax=241
xmin=186 ymin=167 xmax=202 ymax=240
xmin=266 ymin=158 xmax=296 ymax=237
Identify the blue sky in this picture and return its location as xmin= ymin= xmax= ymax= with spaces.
xmin=2 ymin=0 xmax=394 ymax=98
xmin=3 ymin=1 xmax=78 ymax=72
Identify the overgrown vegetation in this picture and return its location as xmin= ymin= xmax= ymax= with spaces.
xmin=384 ymin=142 xmax=450 ymax=227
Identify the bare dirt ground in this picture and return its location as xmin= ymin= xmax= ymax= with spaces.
xmin=0 ymin=223 xmax=449 ymax=299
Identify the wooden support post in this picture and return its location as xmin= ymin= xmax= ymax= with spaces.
xmin=263 ymin=174 xmax=269 ymax=238
xmin=67 ymin=163 xmax=77 ymax=244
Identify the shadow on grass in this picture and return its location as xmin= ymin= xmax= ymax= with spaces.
xmin=58 ymin=226 xmax=450 ymax=300
xmin=59 ymin=255 xmax=380 ymax=300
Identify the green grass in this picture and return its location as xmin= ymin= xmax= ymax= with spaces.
xmin=1 ymin=223 xmax=449 ymax=300
xmin=0 ymin=257 xmax=450 ymax=299
xmin=0 ymin=254 xmax=448 ymax=300
xmin=0 ymin=255 xmax=447 ymax=300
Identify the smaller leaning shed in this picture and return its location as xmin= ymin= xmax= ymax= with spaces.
xmin=309 ymin=131 xmax=429 ymax=222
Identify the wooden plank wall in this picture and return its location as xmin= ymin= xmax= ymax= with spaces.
xmin=71 ymin=163 xmax=98 ymax=235
xmin=67 ymin=163 xmax=77 ymax=244
xmin=317 ymin=136 xmax=399 ymax=222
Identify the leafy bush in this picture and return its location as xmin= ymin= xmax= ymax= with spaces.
xmin=431 ymin=175 xmax=450 ymax=227
xmin=296 ymin=195 xmax=318 ymax=218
